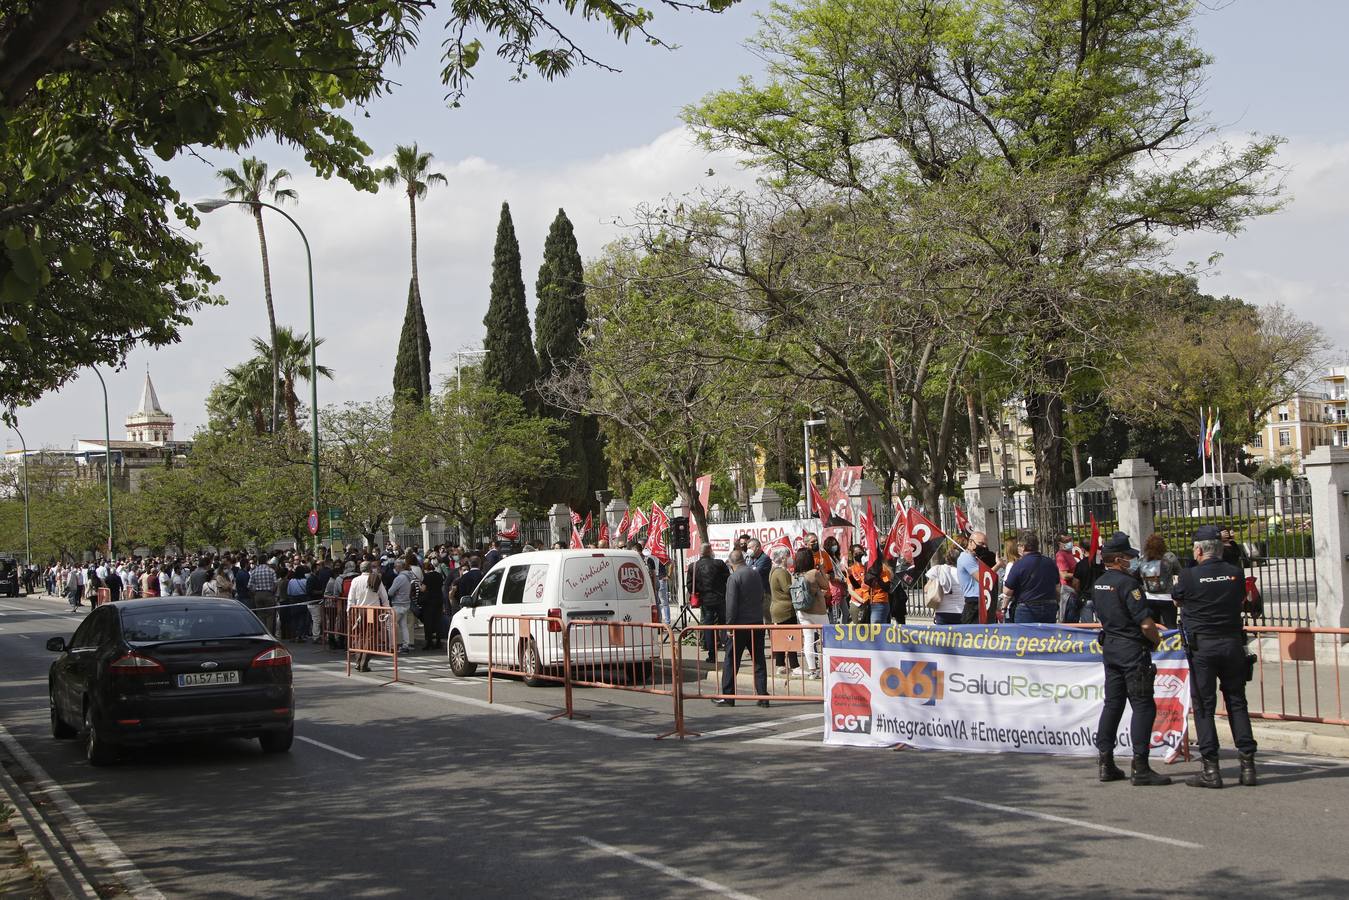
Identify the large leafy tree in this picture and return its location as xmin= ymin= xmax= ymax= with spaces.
xmin=534 ymin=209 xmax=604 ymax=508
xmin=0 ymin=0 xmax=739 ymax=421
xmin=482 ymin=202 xmax=540 ymax=409
xmin=688 ymin=0 xmax=1283 ymax=500
xmin=378 ymin=143 xmax=445 ymax=402
xmin=215 ymin=158 xmax=298 ymax=432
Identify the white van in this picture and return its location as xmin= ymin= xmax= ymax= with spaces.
xmin=446 ymin=549 xmax=660 ymax=685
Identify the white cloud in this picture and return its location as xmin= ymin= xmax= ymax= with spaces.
xmin=8 ymin=129 xmax=756 ymax=451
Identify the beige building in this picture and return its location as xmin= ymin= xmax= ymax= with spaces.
xmin=1327 ymin=366 xmax=1348 ymax=449
xmin=1245 ymin=385 xmax=1337 ymax=472
xmin=968 ymin=401 xmax=1037 ymax=486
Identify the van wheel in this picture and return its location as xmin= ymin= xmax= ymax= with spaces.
xmin=83 ymin=702 xmax=117 ymax=766
xmin=521 ymin=640 xmax=545 ymax=687
xmin=448 ymin=634 xmax=477 ymax=677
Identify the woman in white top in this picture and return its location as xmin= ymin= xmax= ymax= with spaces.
xmin=348 ymin=562 xmax=389 ymax=672
xmin=926 ymin=544 xmax=965 ymax=625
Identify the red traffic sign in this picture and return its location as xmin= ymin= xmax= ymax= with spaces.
xmin=307 ymin=509 xmax=320 ymax=536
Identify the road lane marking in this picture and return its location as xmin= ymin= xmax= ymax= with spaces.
xmin=747 ymin=725 xmax=822 ymax=744
xmin=944 ymin=795 xmax=1203 ymax=849
xmin=296 ymin=736 xmax=365 ymax=761
xmin=0 ymin=725 xmax=165 ymax=899
xmin=297 ymin=664 xmax=650 ymax=740
xmin=577 ymin=837 xmax=761 ymax=900
xmin=695 ymin=713 xmax=819 ymax=739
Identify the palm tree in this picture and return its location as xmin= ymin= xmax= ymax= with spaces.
xmin=252 ymin=327 xmax=333 ymax=429
xmin=216 ymin=157 xmax=299 ymax=433
xmin=378 ymin=144 xmax=446 ymax=401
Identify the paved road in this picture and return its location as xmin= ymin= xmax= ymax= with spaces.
xmin=2 ymin=593 xmax=1348 ymax=899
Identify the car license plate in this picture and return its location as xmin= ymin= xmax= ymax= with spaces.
xmin=177 ymin=671 xmax=240 ymax=687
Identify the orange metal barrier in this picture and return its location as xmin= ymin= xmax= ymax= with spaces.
xmin=346 ymin=605 xmax=399 ymax=682
xmin=565 ymin=620 xmax=687 ymax=739
xmin=1233 ymin=625 xmax=1349 ymax=726
xmin=321 ymin=594 xmax=348 ymax=647
xmin=487 ymin=615 xmax=568 ymax=712
xmin=682 ymin=624 xmax=826 ymax=705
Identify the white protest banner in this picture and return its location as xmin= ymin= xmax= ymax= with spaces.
xmin=823 ymin=623 xmax=1191 ymax=762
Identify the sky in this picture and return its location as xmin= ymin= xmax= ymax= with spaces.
xmin=8 ymin=0 xmax=1349 ymax=451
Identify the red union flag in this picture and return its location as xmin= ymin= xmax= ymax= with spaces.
xmin=883 ymin=506 xmax=907 ymax=561
xmin=977 ymin=559 xmax=998 ymax=624
xmin=498 ymin=523 xmax=520 ymax=540
xmin=628 ymin=507 xmax=649 ymax=540
xmin=903 ymin=506 xmax=945 ymax=565
xmin=827 ymin=466 xmax=863 ymax=527
xmin=647 ymin=503 xmax=671 ymax=564
xmin=598 ymin=522 xmax=609 ymax=545
xmin=615 ymin=508 xmax=632 ymax=543
xmin=570 ymin=509 xmax=582 ymax=527
xmin=569 ymin=525 xmax=583 ymax=549
xmin=583 ymin=511 xmax=593 ymax=536
xmin=1089 ymin=513 xmax=1101 ymax=563
xmin=861 ymin=499 xmax=880 ymax=567
xmin=954 ymin=504 xmax=970 ymax=536
xmin=808 ymin=479 xmax=829 ymax=530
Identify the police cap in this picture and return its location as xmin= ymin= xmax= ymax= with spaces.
xmin=1102 ymin=531 xmax=1139 ymax=558
xmin=1193 ymin=524 xmax=1222 ymax=543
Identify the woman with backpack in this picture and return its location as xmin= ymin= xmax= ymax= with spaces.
xmin=790 ymin=547 xmax=829 ymax=679
xmin=1133 ymin=533 xmax=1180 ymax=629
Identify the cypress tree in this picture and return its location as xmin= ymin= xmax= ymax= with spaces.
xmin=393 ymin=278 xmax=431 ymax=404
xmin=482 ymin=201 xmax=539 ymax=408
xmin=534 ymin=208 xmax=605 ymax=507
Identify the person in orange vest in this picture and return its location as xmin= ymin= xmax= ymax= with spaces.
xmin=846 ymin=544 xmax=892 ymax=625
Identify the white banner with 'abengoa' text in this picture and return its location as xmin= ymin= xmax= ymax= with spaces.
xmin=823 ymin=623 xmax=1191 ymax=761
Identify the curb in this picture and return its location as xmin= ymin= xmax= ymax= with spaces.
xmin=0 ymin=758 xmax=90 ymax=900
xmin=1249 ymin=723 xmax=1349 ymax=758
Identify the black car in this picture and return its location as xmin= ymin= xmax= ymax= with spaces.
xmin=47 ymin=597 xmax=294 ymax=765
xmin=0 ymin=557 xmax=20 ymax=597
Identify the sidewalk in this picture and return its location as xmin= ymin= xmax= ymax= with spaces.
xmin=0 ymin=807 xmax=49 ymax=899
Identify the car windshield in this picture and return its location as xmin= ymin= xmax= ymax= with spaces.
xmin=121 ymin=607 xmax=266 ymax=643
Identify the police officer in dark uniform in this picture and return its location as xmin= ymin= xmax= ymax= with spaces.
xmin=1092 ymin=531 xmax=1172 ymax=786
xmin=1173 ymin=524 xmax=1257 ymax=788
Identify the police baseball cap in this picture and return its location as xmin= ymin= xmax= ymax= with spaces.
xmin=1193 ymin=524 xmax=1222 ymax=542
xmin=1102 ymin=531 xmax=1140 ymax=558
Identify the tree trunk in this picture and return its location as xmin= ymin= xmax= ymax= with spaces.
xmin=254 ymin=208 xmax=281 ymax=433
xmin=1071 ymin=440 xmax=1084 ymax=487
xmin=285 ymin=375 xmax=298 ymax=429
xmin=1027 ymin=385 xmax=1067 ymax=502
xmin=966 ymin=391 xmax=980 ymax=474
xmin=408 ymin=191 xmax=430 ymax=402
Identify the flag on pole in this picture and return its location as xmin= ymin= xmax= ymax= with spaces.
xmin=808 ymin=479 xmax=829 ymax=532
xmin=628 ymin=507 xmax=650 ymax=542
xmin=954 ymin=504 xmax=970 ymax=536
xmin=976 ymin=559 xmax=998 ymax=624
xmin=1198 ymin=407 xmax=1207 ymax=465
xmin=1088 ymin=513 xmax=1101 ymax=563
xmin=598 ymin=522 xmax=609 ymax=545
xmin=861 ymin=499 xmax=880 ymax=568
xmin=498 ymin=523 xmax=520 ymax=540
xmin=882 ymin=505 xmax=907 ymax=561
xmin=583 ymin=511 xmax=593 ymax=537
xmin=647 ymin=503 xmax=671 ymax=564
xmin=570 ymin=509 xmax=582 ymax=527
xmin=1204 ymin=407 xmax=1215 ymax=457
xmin=615 ymin=508 xmax=632 ymax=544
xmin=569 ymin=526 xmax=583 ymax=549
xmin=903 ymin=506 xmax=946 ymax=570
xmin=1211 ymin=409 xmax=1222 ymax=445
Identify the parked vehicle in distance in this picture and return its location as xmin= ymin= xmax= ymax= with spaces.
xmin=446 ymin=549 xmax=660 ymax=686
xmin=47 ymin=597 xmax=294 ymax=765
xmin=0 ymin=557 xmax=21 ymax=597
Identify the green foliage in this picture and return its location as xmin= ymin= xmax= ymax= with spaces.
xmin=393 ymin=279 xmax=431 ymax=405
xmin=482 ymin=202 xmax=540 ymax=409
xmin=764 ymin=481 xmax=800 ymax=512
xmin=629 ymin=478 xmax=675 ymax=513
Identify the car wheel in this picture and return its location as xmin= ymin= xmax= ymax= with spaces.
xmin=521 ymin=640 xmax=545 ymax=687
xmin=50 ymin=690 xmax=75 ymax=740
xmin=259 ymin=725 xmax=294 ymax=754
xmin=448 ymin=635 xmax=477 ymax=677
xmin=82 ymin=703 xmax=117 ymax=766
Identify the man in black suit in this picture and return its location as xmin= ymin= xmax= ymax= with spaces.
xmin=715 ymin=550 xmax=769 ymax=708
xmin=694 ymin=545 xmax=730 ymax=663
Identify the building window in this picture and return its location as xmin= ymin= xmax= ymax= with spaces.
xmin=1024 ymin=466 xmax=1034 ymax=477
xmin=1252 ymin=434 xmax=1263 ymax=448
xmin=1278 ymin=429 xmax=1291 ymax=447
xmin=978 ymin=447 xmax=990 ymax=464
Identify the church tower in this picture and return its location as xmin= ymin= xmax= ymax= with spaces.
xmin=125 ymin=371 xmax=175 ymax=445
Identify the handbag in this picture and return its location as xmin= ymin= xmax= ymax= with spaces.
xmin=924 ymin=575 xmax=943 ymax=610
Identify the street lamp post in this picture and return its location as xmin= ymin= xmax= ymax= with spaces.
xmin=803 ymin=417 xmax=827 ymax=518
xmin=90 ymin=367 xmax=115 ymax=559
xmin=197 ymin=198 xmax=320 ymax=554
xmin=12 ymin=425 xmax=31 ymax=566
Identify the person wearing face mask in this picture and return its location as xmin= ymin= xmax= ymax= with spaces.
xmin=1054 ymin=531 xmax=1080 ymax=620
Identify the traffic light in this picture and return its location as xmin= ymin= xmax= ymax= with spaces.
xmin=669 ymin=516 xmax=690 ymax=550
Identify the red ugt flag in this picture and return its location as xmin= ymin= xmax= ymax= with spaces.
xmin=569 ymin=525 xmax=583 ymax=549
xmin=861 ymin=499 xmax=880 ymax=568
xmin=615 ymin=508 xmax=632 ymax=543
xmin=954 ymin=504 xmax=970 ymax=536
xmin=583 ymin=511 xmax=593 ymax=537
xmin=1088 ymin=513 xmax=1101 ymax=563
xmin=647 ymin=503 xmax=671 ymax=564
xmin=598 ymin=522 xmax=610 ymax=545
xmin=976 ymin=559 xmax=998 ymax=624
xmin=808 ymin=479 xmax=829 ymax=531
xmin=628 ymin=507 xmax=650 ymax=541
xmin=570 ymin=509 xmax=582 ymax=527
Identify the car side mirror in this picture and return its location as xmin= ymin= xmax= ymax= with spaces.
xmin=460 ymin=596 xmax=476 ymax=609
xmin=46 ymin=637 xmax=67 ymax=652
